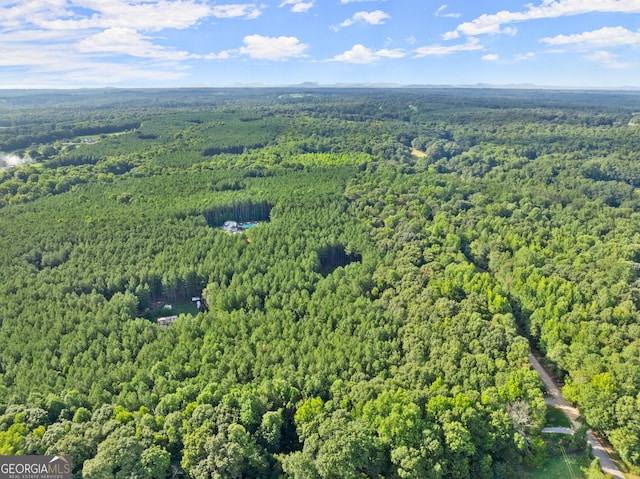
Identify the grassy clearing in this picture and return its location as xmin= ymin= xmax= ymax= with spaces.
xmin=523 ymin=453 xmax=589 ymax=479
xmin=411 ymin=148 xmax=427 ymax=158
xmin=167 ymin=300 xmax=200 ymax=315
xmin=546 ymin=405 xmax=572 ymax=428
xmin=144 ymin=299 xmax=200 ymax=320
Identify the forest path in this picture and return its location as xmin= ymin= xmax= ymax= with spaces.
xmin=529 ymin=353 xmax=626 ymax=479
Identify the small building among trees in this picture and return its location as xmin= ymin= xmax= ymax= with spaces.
xmin=222 ymin=220 xmax=244 ymax=233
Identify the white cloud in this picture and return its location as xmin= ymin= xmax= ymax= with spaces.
xmin=339 ymin=10 xmax=390 ymax=28
xmin=238 ymin=34 xmax=309 ymax=60
xmin=0 ymin=41 xmax=77 ymax=68
xmin=482 ymin=53 xmax=499 ymax=61
xmin=377 ymin=48 xmax=405 ymax=58
xmin=203 ymin=50 xmax=232 ymax=60
xmin=58 ymin=62 xmax=189 ymax=85
xmin=4 ymin=1 xmax=262 ymax=31
xmin=78 ymin=28 xmax=193 ymax=60
xmin=0 ymin=1 xmax=266 ymax=84
xmin=435 ymin=5 xmax=461 ymax=18
xmin=331 ymin=44 xmax=405 ymax=63
xmin=280 ymin=0 xmax=314 ymax=13
xmin=0 ymin=0 xmax=71 ymax=30
xmin=0 ymin=40 xmax=188 ymax=86
xmin=211 ymin=4 xmax=263 ymax=19
xmin=340 ymin=0 xmax=383 ymax=3
xmin=414 ymin=37 xmax=483 ymax=56
xmin=0 ymin=0 xmax=259 ymax=86
xmin=515 ymin=52 xmax=536 ymax=61
xmin=445 ymin=0 xmax=640 ymax=38
xmin=0 ymin=28 xmax=83 ymax=44
xmin=542 ymin=26 xmax=640 ymax=48
xmin=442 ymin=30 xmax=460 ymax=40
xmin=332 ymin=45 xmax=376 ymax=63
xmin=583 ymin=50 xmax=629 ymax=68
xmin=37 ymin=0 xmax=213 ymax=32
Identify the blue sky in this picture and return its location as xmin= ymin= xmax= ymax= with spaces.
xmin=1 ymin=0 xmax=640 ymax=88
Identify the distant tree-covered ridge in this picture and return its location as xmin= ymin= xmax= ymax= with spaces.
xmin=1 ymin=88 xmax=640 ymax=477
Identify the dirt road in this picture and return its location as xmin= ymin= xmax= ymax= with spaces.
xmin=529 ymin=353 xmax=625 ymax=479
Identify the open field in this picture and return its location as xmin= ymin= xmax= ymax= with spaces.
xmin=523 ymin=453 xmax=589 ymax=479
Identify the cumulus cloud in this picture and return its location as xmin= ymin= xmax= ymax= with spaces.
xmin=238 ymin=34 xmax=309 ymax=60
xmin=442 ymin=30 xmax=460 ymax=40
xmin=280 ymin=0 xmax=314 ymax=13
xmin=445 ymin=0 xmax=640 ymax=38
xmin=211 ymin=4 xmax=263 ymax=19
xmin=542 ymin=26 xmax=640 ymax=48
xmin=331 ymin=44 xmax=405 ymax=63
xmin=78 ymin=28 xmax=194 ymax=60
xmin=482 ymin=53 xmax=499 ymax=61
xmin=337 ymin=10 xmax=390 ymax=29
xmin=0 ymin=16 xmax=192 ymax=86
xmin=332 ymin=45 xmax=376 ymax=63
xmin=0 ymin=0 xmax=72 ymax=30
xmin=0 ymin=0 xmax=270 ymax=86
xmin=414 ymin=37 xmax=483 ymax=56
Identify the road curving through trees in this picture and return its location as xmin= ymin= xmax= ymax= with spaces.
xmin=529 ymin=353 xmax=625 ymax=479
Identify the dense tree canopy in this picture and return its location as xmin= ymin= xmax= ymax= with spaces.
xmin=1 ymin=87 xmax=640 ymax=477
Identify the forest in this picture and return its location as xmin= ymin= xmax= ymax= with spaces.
xmin=1 ymin=87 xmax=640 ymax=478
